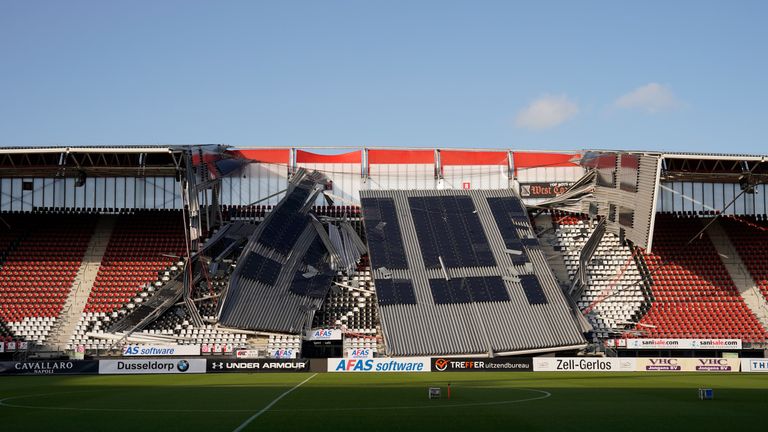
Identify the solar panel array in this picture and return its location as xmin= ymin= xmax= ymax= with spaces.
xmin=360 ymin=197 xmax=408 ymax=269
xmin=290 ymin=237 xmax=334 ymax=299
xmin=487 ymin=196 xmax=526 ymax=250
xmin=409 ymin=196 xmax=495 ymax=268
xmin=519 ymin=274 xmax=547 ymax=305
xmin=241 ymin=252 xmax=282 ymax=286
xmin=258 ymin=185 xmax=312 ymax=255
xmin=375 ymin=279 xmax=417 ymax=306
xmin=429 ymin=276 xmax=509 ymax=304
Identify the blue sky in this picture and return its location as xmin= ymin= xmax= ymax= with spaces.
xmin=1 ymin=1 xmax=766 ymax=153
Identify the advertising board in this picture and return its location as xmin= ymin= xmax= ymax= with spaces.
xmin=0 ymin=360 xmax=99 ymax=375
xmin=635 ymin=358 xmax=739 ymax=372
xmin=305 ymin=329 xmax=343 ymax=341
xmin=740 ymin=359 xmax=768 ymax=372
xmin=122 ymin=345 xmax=201 ymax=356
xmin=533 ymin=357 xmax=636 ymax=372
xmin=623 ymin=339 xmax=741 ymax=350
xmin=98 ymin=359 xmax=206 ymax=374
xmin=328 ymin=357 xmax=431 ymax=372
xmin=207 ymin=359 xmax=309 ymax=372
xmin=431 ymin=357 xmax=532 ymax=372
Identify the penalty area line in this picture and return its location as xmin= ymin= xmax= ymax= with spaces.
xmin=232 ymin=373 xmax=317 ymax=432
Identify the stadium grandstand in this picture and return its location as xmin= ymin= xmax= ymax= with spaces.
xmin=1 ymin=145 xmax=768 ymax=360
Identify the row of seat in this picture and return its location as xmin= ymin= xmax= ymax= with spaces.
xmin=636 ymin=213 xmax=768 ymax=342
xmin=83 ymin=212 xmax=186 ymax=313
xmin=314 ymin=254 xmax=379 ymax=333
xmin=0 ymin=214 xmax=95 ymax=339
xmin=719 ymin=216 xmax=768 ymax=305
xmin=554 ymin=218 xmax=646 ymax=338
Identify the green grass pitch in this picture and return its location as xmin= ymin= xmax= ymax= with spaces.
xmin=1 ymin=372 xmax=766 ymax=431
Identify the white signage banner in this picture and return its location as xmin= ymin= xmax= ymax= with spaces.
xmin=328 ymin=357 xmax=431 ymax=372
xmin=122 ymin=345 xmax=201 ymax=357
xmin=533 ymin=357 xmax=636 ymax=372
xmin=235 ymin=349 xmax=261 ymax=359
xmin=345 ymin=348 xmax=374 ymax=359
xmin=305 ymin=329 xmax=343 ymax=341
xmin=269 ymin=349 xmax=297 ymax=359
xmin=99 ymin=359 xmax=207 ymax=374
xmin=741 ymin=359 xmax=768 ymax=373
xmin=636 ymin=358 xmax=740 ymax=372
xmin=623 ymin=339 xmax=741 ymax=350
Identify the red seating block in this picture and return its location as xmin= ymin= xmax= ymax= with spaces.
xmin=83 ymin=211 xmax=185 ymax=313
xmin=635 ymin=213 xmax=768 ymax=342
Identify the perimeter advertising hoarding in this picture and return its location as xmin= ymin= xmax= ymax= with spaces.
xmin=207 ymin=359 xmax=310 ymax=373
xmin=533 ymin=357 xmax=636 ymax=372
xmin=431 ymin=357 xmax=533 ymax=372
xmin=328 ymin=357 xmax=431 ymax=372
xmin=623 ymin=339 xmax=742 ymax=350
xmin=740 ymin=359 xmax=768 ymax=372
xmin=635 ymin=358 xmax=740 ymax=372
xmin=122 ymin=344 xmax=201 ymax=356
xmin=98 ymin=359 xmax=207 ymax=374
xmin=0 ymin=360 xmax=99 ymax=375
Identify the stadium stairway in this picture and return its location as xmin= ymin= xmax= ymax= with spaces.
xmin=705 ymin=218 xmax=768 ymax=330
xmin=44 ymin=216 xmax=116 ymax=351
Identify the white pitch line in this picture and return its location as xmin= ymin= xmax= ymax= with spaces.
xmin=232 ymin=373 xmax=317 ymax=432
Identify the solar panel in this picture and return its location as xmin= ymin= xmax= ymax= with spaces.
xmin=520 ymin=274 xmax=547 ymax=305
xmin=520 ymin=238 xmax=539 ymax=247
xmin=484 ymin=277 xmax=510 ymax=302
xmin=487 ymin=197 xmax=529 ymax=250
xmin=408 ymin=196 xmax=495 ymax=269
xmin=258 ymin=186 xmax=312 ymax=255
xmin=409 ymin=204 xmax=439 ymax=267
xmin=290 ymin=270 xmax=334 ymax=299
xmin=428 ymin=278 xmax=471 ymax=304
xmin=376 ymin=279 xmax=417 ymax=306
xmin=510 ymin=254 xmax=529 ymax=266
xmin=429 ymin=276 xmax=509 ymax=304
xmin=428 ymin=279 xmax=451 ymax=304
xmin=302 ymin=237 xmax=328 ymax=268
xmin=241 ymin=252 xmax=282 ymax=286
xmin=206 ymin=237 xmax=236 ymax=259
xmin=360 ymin=198 xmax=408 ymax=270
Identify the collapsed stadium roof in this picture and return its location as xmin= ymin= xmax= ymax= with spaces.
xmin=2 ymin=145 xmax=768 ymax=356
